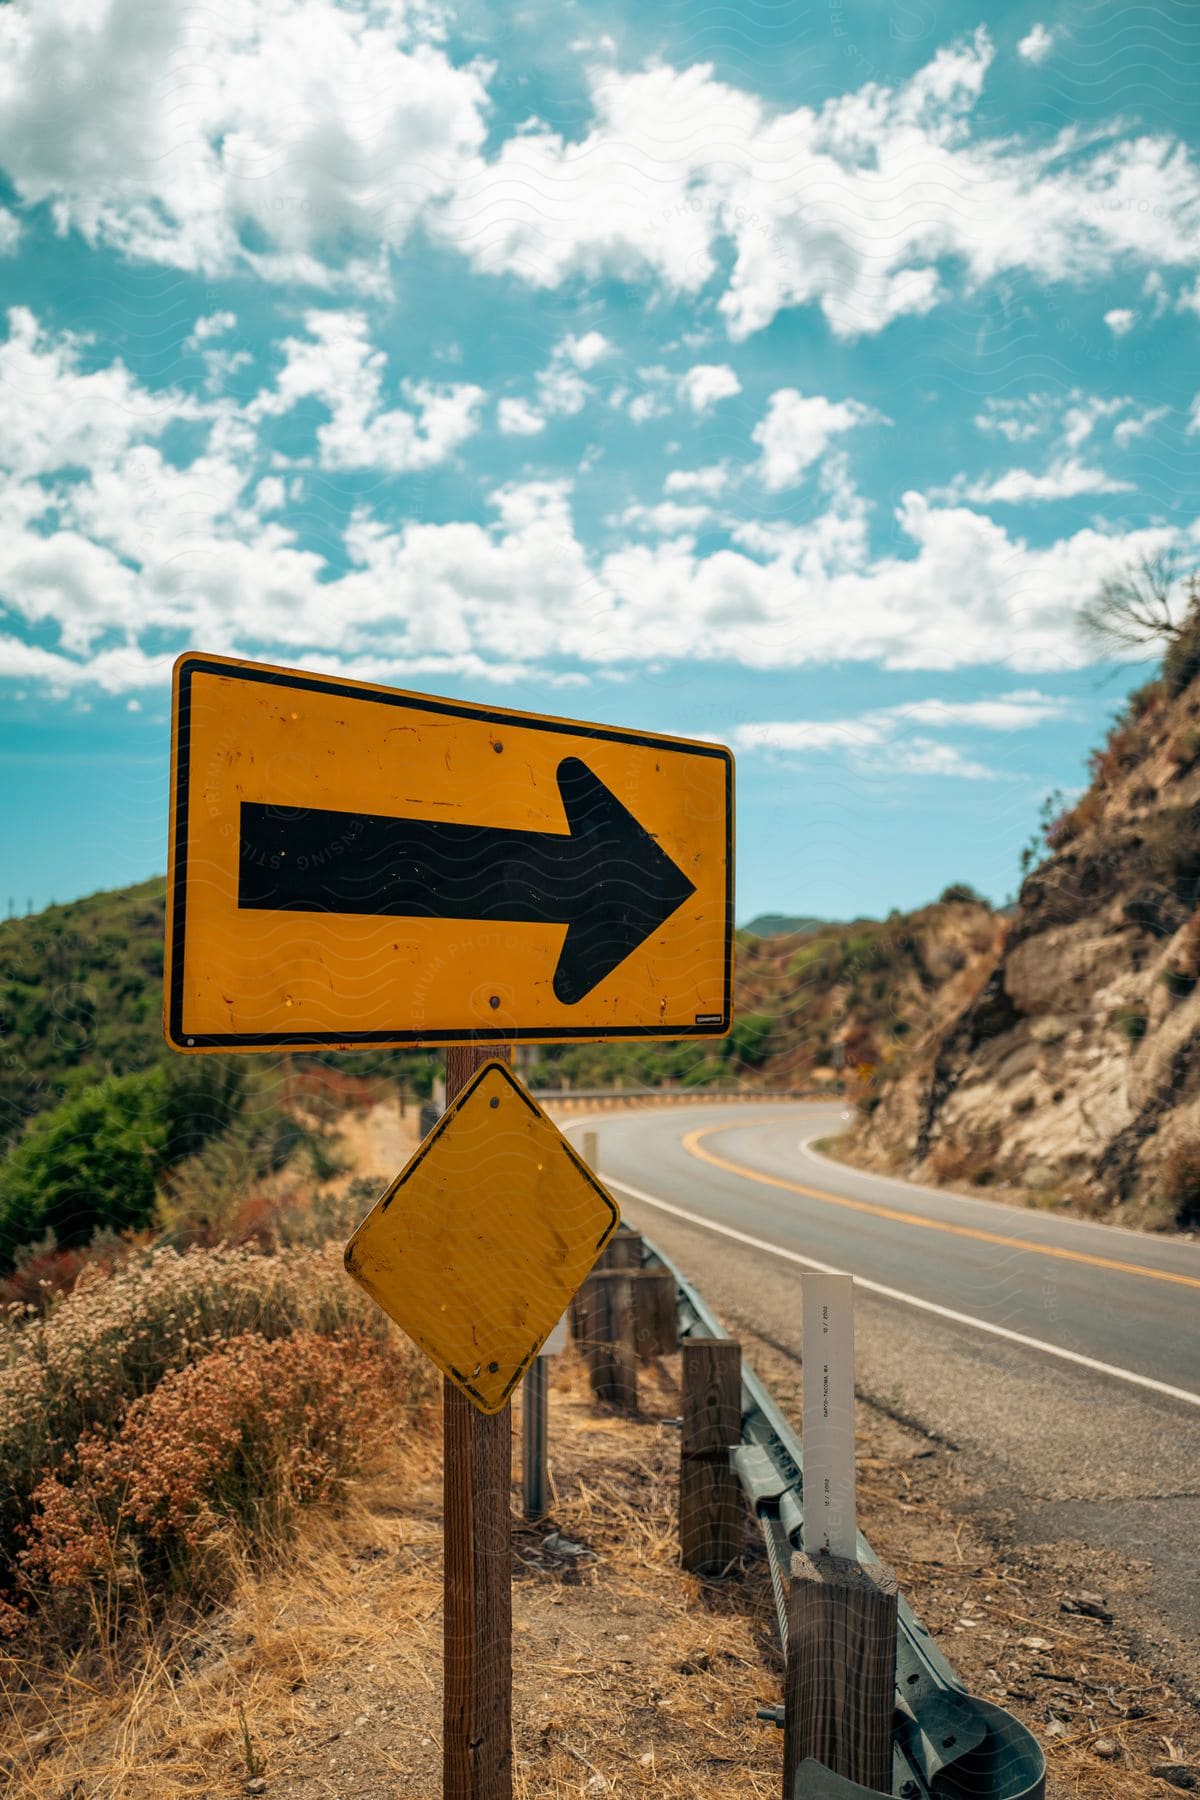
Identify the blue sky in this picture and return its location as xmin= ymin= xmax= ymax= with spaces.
xmin=1 ymin=0 xmax=1198 ymax=922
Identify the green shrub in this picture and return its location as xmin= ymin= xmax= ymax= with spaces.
xmin=0 ymin=1070 xmax=169 ymax=1261
xmin=1161 ymin=1139 xmax=1200 ymax=1228
xmin=1167 ymin=726 xmax=1200 ymax=774
xmin=939 ymin=882 xmax=984 ymax=905
xmin=0 ymin=1061 xmax=286 ymax=1268
xmin=1145 ymin=806 xmax=1200 ymax=890
xmin=724 ymin=1011 xmax=774 ymax=1068
xmin=1163 ymin=603 xmax=1200 ymax=698
xmin=1112 ymin=1007 xmax=1148 ymax=1044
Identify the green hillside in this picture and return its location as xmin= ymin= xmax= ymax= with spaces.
xmin=0 ymin=879 xmax=169 ymax=1146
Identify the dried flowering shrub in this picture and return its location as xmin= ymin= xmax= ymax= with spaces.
xmin=18 ymin=1329 xmax=408 ymax=1628
xmin=0 ymin=1242 xmax=432 ymax=1628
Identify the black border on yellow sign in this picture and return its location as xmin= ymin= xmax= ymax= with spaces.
xmin=345 ymin=1058 xmax=621 ymax=1412
xmin=166 ymin=652 xmax=735 ymax=1050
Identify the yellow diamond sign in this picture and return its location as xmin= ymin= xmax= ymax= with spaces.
xmin=344 ymin=1061 xmax=619 ymax=1413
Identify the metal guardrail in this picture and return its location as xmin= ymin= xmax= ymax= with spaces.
xmin=637 ymin=1230 xmax=1046 ymax=1800
xmin=421 ymin=1089 xmax=831 ymax=1136
xmin=538 ymin=1086 xmax=835 ymax=1104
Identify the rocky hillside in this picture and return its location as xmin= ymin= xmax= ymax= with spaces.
xmin=853 ymin=624 xmax=1200 ymax=1231
xmin=733 ymin=894 xmax=1000 ymax=1089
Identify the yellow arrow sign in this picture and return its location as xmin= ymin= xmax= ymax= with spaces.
xmin=344 ymin=1061 xmax=619 ymax=1413
xmin=165 ymin=653 xmax=733 ymax=1050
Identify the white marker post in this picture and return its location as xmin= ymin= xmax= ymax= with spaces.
xmin=790 ymin=1271 xmax=897 ymax=1790
xmin=800 ymin=1271 xmax=857 ymax=1559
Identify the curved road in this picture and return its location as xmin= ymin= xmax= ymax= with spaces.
xmin=562 ymin=1101 xmax=1200 ymax=1689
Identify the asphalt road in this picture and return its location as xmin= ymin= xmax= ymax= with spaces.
xmin=562 ymin=1100 xmax=1200 ymax=1692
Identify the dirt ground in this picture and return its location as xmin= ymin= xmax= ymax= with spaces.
xmin=3 ymin=1098 xmax=1197 ymax=1798
xmin=7 ymin=1335 xmax=1197 ymax=1798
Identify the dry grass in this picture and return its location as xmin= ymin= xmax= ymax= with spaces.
xmin=2 ymin=1097 xmax=1194 ymax=1797
xmin=5 ymin=1314 xmax=1196 ymax=1798
xmin=1 ymin=1353 xmax=784 ymax=1798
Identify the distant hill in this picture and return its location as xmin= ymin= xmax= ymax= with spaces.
xmin=740 ymin=913 xmax=829 ymax=938
xmin=0 ymin=874 xmax=1002 ymax=1138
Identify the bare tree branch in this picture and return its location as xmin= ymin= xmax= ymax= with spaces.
xmin=1078 ymin=550 xmax=1185 ymax=658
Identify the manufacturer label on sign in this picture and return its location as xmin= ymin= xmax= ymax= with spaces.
xmin=344 ymin=1061 xmax=619 ymax=1413
xmin=165 ymin=653 xmax=733 ymax=1050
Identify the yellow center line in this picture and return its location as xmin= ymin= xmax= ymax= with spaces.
xmin=682 ymin=1122 xmax=1200 ymax=1292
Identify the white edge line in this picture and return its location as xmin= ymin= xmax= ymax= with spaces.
xmin=598 ymin=1170 xmax=1200 ymax=1412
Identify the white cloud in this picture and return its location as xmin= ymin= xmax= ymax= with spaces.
xmin=1061 ymin=396 xmax=1127 ymax=450
xmin=893 ymin=740 xmax=1002 ymax=779
xmin=1104 ymin=307 xmax=1136 ymax=337
xmin=185 ymin=312 xmax=237 ymax=349
xmin=937 ymin=457 xmax=1133 ymax=504
xmin=975 ymin=398 xmax=1045 ymax=443
xmin=626 ymin=368 xmax=674 ymax=424
xmin=1017 ymin=24 xmax=1055 ymax=64
xmin=0 ymin=207 xmax=22 ymax=254
xmin=0 ymin=0 xmax=488 ymax=280
xmin=185 ymin=311 xmax=252 ymax=395
xmin=560 ymin=331 xmax=611 ymax=370
xmin=0 ymin=306 xmax=195 ymax=479
xmin=1113 ymin=405 xmax=1169 ymax=447
xmin=536 ymin=362 xmax=590 ymax=418
xmin=664 ymin=465 xmax=730 ymax=496
xmin=752 ymin=389 xmax=878 ymax=490
xmin=498 ymin=333 xmax=614 ymax=434
xmin=619 ymin=500 xmax=713 ymax=535
xmin=0 ymin=316 xmax=1192 ymax=697
xmin=497 ymin=396 xmax=546 ymax=436
xmin=678 ymin=363 xmax=741 ymax=413
xmin=1177 ymin=278 xmax=1200 ymax=317
xmin=889 ymin=691 xmax=1071 ymax=730
xmin=3 ymin=13 xmax=1196 ymax=344
xmin=253 ymin=475 xmax=286 ymax=512
xmin=1143 ymin=270 xmax=1170 ymax=319
xmin=249 ymin=311 xmax=484 ymax=471
xmin=731 ymin=689 xmax=1072 ymax=779
xmin=440 ymin=30 xmax=1200 ymax=342
xmin=962 ymin=390 xmax=1167 ymax=492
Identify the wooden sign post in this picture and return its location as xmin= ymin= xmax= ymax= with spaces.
xmin=443 ymin=1044 xmax=513 ymax=1799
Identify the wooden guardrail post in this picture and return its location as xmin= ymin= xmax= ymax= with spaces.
xmin=597 ymin=1229 xmax=643 ymax=1269
xmin=634 ymin=1267 xmax=677 ymax=1358
xmin=679 ymin=1338 xmax=742 ymax=1573
xmin=581 ymin=1269 xmax=638 ymax=1409
xmin=783 ymin=1551 xmax=897 ymax=1794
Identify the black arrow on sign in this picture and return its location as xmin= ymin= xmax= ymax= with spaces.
xmin=237 ymin=756 xmax=696 ymax=1006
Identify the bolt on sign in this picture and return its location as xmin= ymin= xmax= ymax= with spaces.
xmin=164 ymin=653 xmax=733 ymax=1051
xmin=344 ymin=1060 xmax=619 ymax=1413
